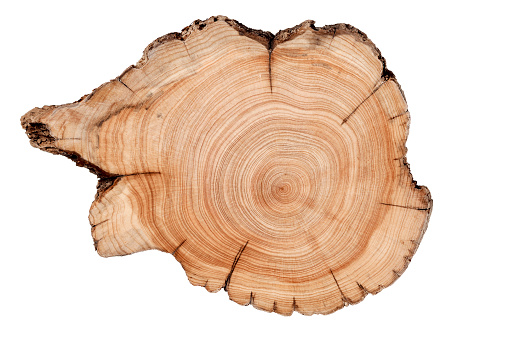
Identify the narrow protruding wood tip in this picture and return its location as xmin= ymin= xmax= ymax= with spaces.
xmin=21 ymin=15 xmax=432 ymax=315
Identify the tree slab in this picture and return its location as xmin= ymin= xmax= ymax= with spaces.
xmin=21 ymin=16 xmax=432 ymax=315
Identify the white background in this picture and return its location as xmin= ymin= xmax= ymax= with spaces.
xmin=1 ymin=1 xmax=508 ymax=338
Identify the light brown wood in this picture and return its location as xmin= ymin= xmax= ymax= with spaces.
xmin=21 ymin=16 xmax=432 ymax=315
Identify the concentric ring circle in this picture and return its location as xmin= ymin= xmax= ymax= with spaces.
xmin=76 ymin=18 xmax=432 ymax=315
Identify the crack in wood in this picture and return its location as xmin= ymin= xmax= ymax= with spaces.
xmin=380 ymin=202 xmax=429 ymax=211
xmin=268 ymin=37 xmax=274 ymax=93
xmin=330 ymin=269 xmax=350 ymax=305
xmin=224 ymin=240 xmax=249 ymax=291
xmin=96 ymin=89 xmax=166 ymax=128
xmin=342 ymin=81 xmax=386 ymax=125
xmin=389 ymin=109 xmax=409 ymax=121
xmin=105 ymin=171 xmax=161 ymax=181
xmin=268 ymin=51 xmax=273 ymax=93
xmin=119 ymin=171 xmax=161 ymax=178
xmin=91 ymin=219 xmax=109 ymax=228
xmin=116 ymin=78 xmax=133 ymax=92
xmin=96 ymin=103 xmax=142 ymax=128
xmin=172 ymin=239 xmax=187 ymax=255
xmin=356 ymin=281 xmax=369 ymax=296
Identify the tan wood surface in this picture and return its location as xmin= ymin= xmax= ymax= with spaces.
xmin=22 ymin=16 xmax=432 ymax=315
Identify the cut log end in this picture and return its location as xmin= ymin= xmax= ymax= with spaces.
xmin=21 ymin=15 xmax=432 ymax=315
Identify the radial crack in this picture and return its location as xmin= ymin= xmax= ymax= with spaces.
xmin=96 ymin=103 xmax=142 ymax=128
xmin=380 ymin=202 xmax=429 ymax=211
xmin=268 ymin=51 xmax=273 ymax=93
xmin=224 ymin=240 xmax=249 ymax=291
xmin=357 ymin=282 xmax=369 ymax=296
xmin=267 ymin=34 xmax=276 ymax=93
xmin=389 ymin=109 xmax=409 ymax=121
xmin=330 ymin=269 xmax=350 ymax=305
xmin=91 ymin=219 xmax=109 ymax=228
xmin=342 ymin=81 xmax=385 ymax=125
xmin=116 ymin=78 xmax=133 ymax=92
xmin=172 ymin=239 xmax=187 ymax=255
xmin=104 ymin=171 xmax=161 ymax=182
xmin=121 ymin=171 xmax=161 ymax=178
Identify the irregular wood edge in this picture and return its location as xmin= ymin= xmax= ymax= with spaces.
xmin=21 ymin=16 xmax=432 ymax=313
xmin=20 ymin=107 xmax=118 ymax=199
xmin=384 ymin=183 xmax=432 ymax=291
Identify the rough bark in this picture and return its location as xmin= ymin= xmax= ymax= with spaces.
xmin=21 ymin=16 xmax=432 ymax=315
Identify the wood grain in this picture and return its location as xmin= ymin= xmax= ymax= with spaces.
xmin=21 ymin=16 xmax=432 ymax=315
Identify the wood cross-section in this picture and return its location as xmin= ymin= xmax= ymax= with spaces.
xmin=21 ymin=16 xmax=432 ymax=315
